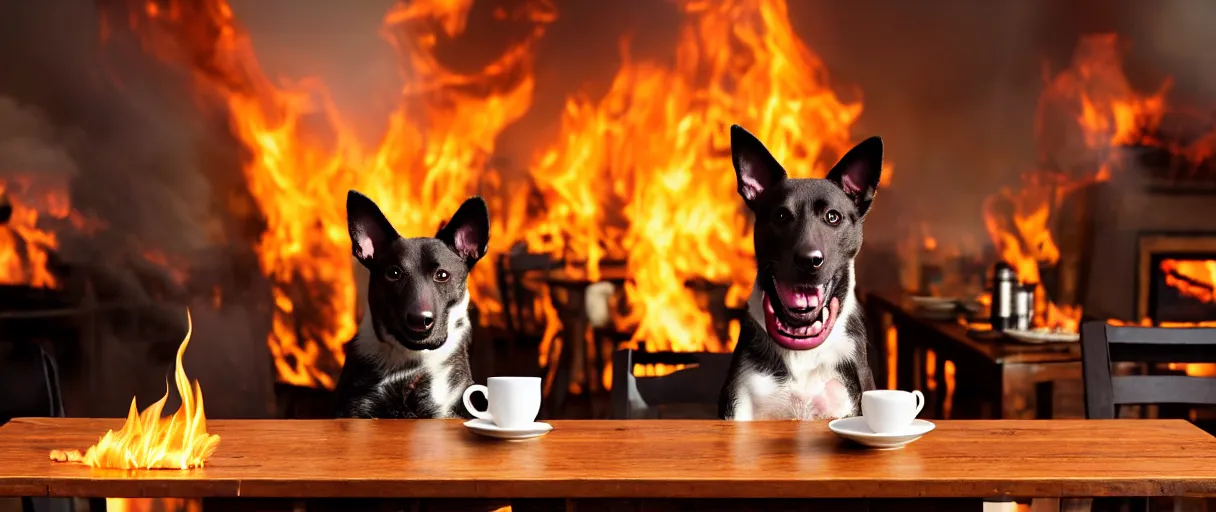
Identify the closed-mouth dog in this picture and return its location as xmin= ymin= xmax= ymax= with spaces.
xmin=335 ymin=190 xmax=489 ymax=419
xmin=719 ymin=125 xmax=881 ymax=421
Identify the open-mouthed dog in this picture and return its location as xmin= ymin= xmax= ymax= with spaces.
xmin=719 ymin=125 xmax=882 ymax=421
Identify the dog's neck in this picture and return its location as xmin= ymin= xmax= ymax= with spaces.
xmin=746 ymin=261 xmax=859 ymax=372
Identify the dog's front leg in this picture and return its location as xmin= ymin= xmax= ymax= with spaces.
xmin=731 ymin=392 xmax=755 ymax=421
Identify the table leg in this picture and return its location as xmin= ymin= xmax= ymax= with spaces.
xmin=567 ymin=291 xmax=588 ymax=397
xmin=862 ymin=298 xmax=890 ymax=389
xmin=896 ymin=330 xmax=918 ymax=395
xmin=547 ymin=286 xmax=590 ymax=418
xmin=1059 ymin=498 xmax=1093 ymax=511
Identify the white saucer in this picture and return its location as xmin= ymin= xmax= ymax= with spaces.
xmin=464 ymin=419 xmax=553 ymax=440
xmin=828 ymin=417 xmax=935 ymax=450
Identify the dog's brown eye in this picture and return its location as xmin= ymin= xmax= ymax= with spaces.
xmin=824 ymin=210 xmax=842 ymax=226
xmin=774 ymin=208 xmax=794 ymax=225
xmin=385 ymin=266 xmax=403 ymax=281
xmin=434 ymin=269 xmax=451 ymax=282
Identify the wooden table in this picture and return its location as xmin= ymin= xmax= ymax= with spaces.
xmin=864 ymin=291 xmax=1085 ymax=420
xmin=2 ymin=418 xmax=1215 ymax=510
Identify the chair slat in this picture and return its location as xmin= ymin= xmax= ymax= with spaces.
xmin=1105 ymin=325 xmax=1216 ymax=345
xmin=1081 ymin=320 xmax=1216 ymax=420
xmin=1110 ymin=375 xmax=1216 ymax=406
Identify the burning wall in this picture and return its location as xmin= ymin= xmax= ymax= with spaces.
xmin=0 ymin=0 xmax=275 ymax=418
xmin=4 ymin=0 xmax=1215 ymax=402
xmin=90 ymin=0 xmax=895 ymax=390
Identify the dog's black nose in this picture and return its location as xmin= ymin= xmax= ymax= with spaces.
xmin=796 ymin=249 xmax=825 ymax=270
xmin=406 ymin=311 xmax=435 ymax=333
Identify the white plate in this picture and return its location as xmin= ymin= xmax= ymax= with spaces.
xmin=909 ymin=296 xmax=958 ymax=311
xmin=464 ymin=419 xmax=553 ymax=440
xmin=1003 ymin=328 xmax=1080 ymax=344
xmin=828 ymin=417 xmax=935 ymax=450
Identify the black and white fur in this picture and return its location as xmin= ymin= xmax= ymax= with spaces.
xmin=719 ymin=125 xmax=882 ymax=421
xmin=335 ymin=191 xmax=489 ymax=419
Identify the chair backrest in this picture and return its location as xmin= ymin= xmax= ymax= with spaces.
xmin=611 ymin=347 xmax=734 ymax=419
xmin=0 ymin=341 xmax=64 ymax=424
xmin=1080 ymin=321 xmax=1216 ymax=419
xmin=496 ymin=246 xmax=562 ymax=337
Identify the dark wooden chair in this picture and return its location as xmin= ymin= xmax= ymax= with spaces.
xmin=0 ymin=341 xmax=74 ymax=512
xmin=1079 ymin=321 xmax=1216 ymax=512
xmin=611 ymin=346 xmax=734 ymax=419
xmin=496 ymin=246 xmax=564 ymax=344
xmin=1080 ymin=321 xmax=1216 ymax=420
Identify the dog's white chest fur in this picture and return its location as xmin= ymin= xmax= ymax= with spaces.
xmin=353 ymin=287 xmax=471 ymax=418
xmin=740 ymin=363 xmax=853 ymax=420
xmin=732 ymin=269 xmax=858 ymax=421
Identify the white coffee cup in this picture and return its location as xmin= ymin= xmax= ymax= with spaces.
xmin=462 ymin=376 xmax=542 ymax=429
xmin=861 ymin=389 xmax=925 ymax=434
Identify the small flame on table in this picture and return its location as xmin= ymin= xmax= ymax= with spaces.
xmin=50 ymin=310 xmax=221 ymax=469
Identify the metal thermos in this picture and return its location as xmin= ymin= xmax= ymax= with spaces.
xmin=1014 ymin=283 xmax=1035 ymax=331
xmin=990 ymin=262 xmax=1016 ymax=331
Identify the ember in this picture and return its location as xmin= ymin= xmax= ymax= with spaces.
xmin=51 ymin=310 xmax=220 ymax=469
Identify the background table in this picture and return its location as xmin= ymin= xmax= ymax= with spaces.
xmin=864 ymin=291 xmax=1085 ymax=420
xmin=2 ymin=418 xmax=1215 ymax=510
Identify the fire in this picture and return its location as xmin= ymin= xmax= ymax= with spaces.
xmin=107 ymin=0 xmax=883 ymax=391
xmin=51 ymin=310 xmax=220 ymax=469
xmin=1161 ymin=258 xmax=1216 ymax=304
xmin=0 ymin=178 xmax=70 ymax=288
xmin=981 ymin=34 xmax=1171 ymax=332
xmin=106 ymin=0 xmax=554 ymax=388
xmin=632 ymin=363 xmax=689 ymax=378
xmin=105 ymin=499 xmax=201 ymax=512
xmin=524 ymin=0 xmax=886 ymax=368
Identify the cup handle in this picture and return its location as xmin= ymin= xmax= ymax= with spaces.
xmin=462 ymin=385 xmax=492 ymax=421
xmin=912 ymin=390 xmax=925 ymax=417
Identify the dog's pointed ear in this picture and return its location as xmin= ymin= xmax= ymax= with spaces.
xmin=731 ymin=124 xmax=787 ymax=208
xmin=347 ymin=190 xmax=400 ymax=265
xmin=826 ymin=136 xmax=883 ymax=217
xmin=436 ymin=196 xmax=490 ymax=267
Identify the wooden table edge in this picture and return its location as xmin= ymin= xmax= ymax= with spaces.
xmin=3 ymin=477 xmax=1216 ymax=499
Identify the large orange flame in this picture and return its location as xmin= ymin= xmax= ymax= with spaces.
xmin=524 ymin=0 xmax=888 ymax=383
xmin=108 ymin=0 xmax=553 ymax=388
xmin=0 ymin=178 xmax=71 ymax=288
xmin=51 ymin=310 xmax=220 ymax=469
xmin=980 ymin=34 xmax=1171 ymax=333
xmin=110 ymin=0 xmax=880 ymax=389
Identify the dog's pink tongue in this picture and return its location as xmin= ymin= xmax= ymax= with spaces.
xmin=774 ymin=281 xmax=820 ymax=310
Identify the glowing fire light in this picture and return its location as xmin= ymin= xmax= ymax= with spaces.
xmin=1161 ymin=258 xmax=1216 ymax=304
xmin=51 ymin=310 xmax=220 ymax=469
xmin=525 ymin=0 xmax=890 ymax=387
xmin=0 ymin=178 xmax=70 ymax=288
xmin=109 ymin=0 xmax=885 ymax=392
xmin=981 ymin=34 xmax=1171 ymax=333
xmin=107 ymin=0 xmax=554 ymax=388
xmin=105 ymin=498 xmax=201 ymax=512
